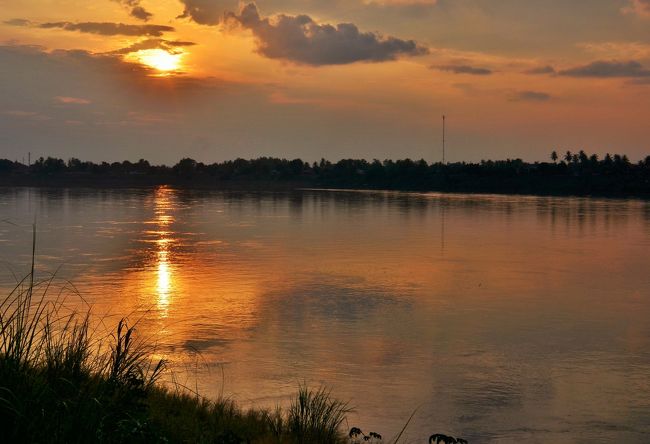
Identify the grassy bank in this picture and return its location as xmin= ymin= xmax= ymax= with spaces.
xmin=0 ymin=260 xmax=352 ymax=443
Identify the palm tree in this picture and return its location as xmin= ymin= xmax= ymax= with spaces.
xmin=564 ymin=151 xmax=572 ymax=163
xmin=578 ymin=150 xmax=588 ymax=164
xmin=551 ymin=151 xmax=558 ymax=163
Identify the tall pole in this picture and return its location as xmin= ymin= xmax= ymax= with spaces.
xmin=442 ymin=115 xmax=446 ymax=164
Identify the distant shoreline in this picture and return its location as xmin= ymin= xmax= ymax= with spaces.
xmin=2 ymin=154 xmax=649 ymax=199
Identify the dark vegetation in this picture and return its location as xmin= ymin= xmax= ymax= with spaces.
xmin=0 ymin=234 xmax=466 ymax=443
xmin=1 ymin=150 xmax=650 ymax=197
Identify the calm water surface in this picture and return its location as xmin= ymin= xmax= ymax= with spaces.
xmin=1 ymin=187 xmax=649 ymax=443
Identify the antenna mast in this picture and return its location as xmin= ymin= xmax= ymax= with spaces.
xmin=442 ymin=115 xmax=446 ymax=164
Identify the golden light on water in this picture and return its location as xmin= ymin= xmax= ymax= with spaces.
xmin=152 ymin=187 xmax=176 ymax=316
xmin=134 ymin=49 xmax=184 ymax=73
xmin=156 ymin=246 xmax=171 ymax=313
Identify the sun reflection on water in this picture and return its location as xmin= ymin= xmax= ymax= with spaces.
xmin=156 ymin=246 xmax=171 ymax=312
xmin=152 ymin=187 xmax=176 ymax=316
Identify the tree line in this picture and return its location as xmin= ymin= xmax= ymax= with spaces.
xmin=1 ymin=151 xmax=649 ymax=197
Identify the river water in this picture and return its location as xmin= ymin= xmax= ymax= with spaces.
xmin=1 ymin=187 xmax=649 ymax=443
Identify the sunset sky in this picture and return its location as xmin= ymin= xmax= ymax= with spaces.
xmin=1 ymin=0 xmax=649 ymax=164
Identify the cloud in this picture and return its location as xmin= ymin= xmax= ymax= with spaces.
xmin=3 ymin=110 xmax=52 ymax=121
xmin=113 ymin=0 xmax=153 ymax=21
xmin=622 ymin=0 xmax=650 ymax=18
xmin=558 ymin=60 xmax=650 ymax=78
xmin=3 ymin=18 xmax=32 ymax=27
xmin=130 ymin=6 xmax=153 ymax=21
xmin=177 ymin=0 xmax=233 ymax=25
xmin=509 ymin=91 xmax=551 ymax=102
xmin=578 ymin=41 xmax=650 ymax=59
xmin=7 ymin=18 xmax=172 ymax=37
xmin=229 ymin=3 xmax=428 ymax=65
xmin=435 ymin=64 xmax=493 ymax=75
xmin=110 ymin=39 xmax=197 ymax=55
xmin=176 ymin=1 xmax=427 ymax=65
xmin=54 ymin=96 xmax=92 ymax=105
xmin=39 ymin=21 xmax=174 ymax=37
xmin=524 ymin=65 xmax=555 ymax=75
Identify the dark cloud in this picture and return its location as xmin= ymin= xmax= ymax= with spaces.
xmin=113 ymin=0 xmax=154 ymax=22
xmin=524 ymin=65 xmax=555 ymax=75
xmin=177 ymin=0 xmax=233 ymax=25
xmin=130 ymin=6 xmax=153 ymax=21
xmin=509 ymin=91 xmax=551 ymax=102
xmin=558 ymin=60 xmax=650 ymax=78
xmin=110 ymin=39 xmax=197 ymax=55
xmin=39 ymin=21 xmax=174 ymax=37
xmin=3 ymin=18 xmax=32 ymax=27
xmin=227 ymin=3 xmax=428 ymax=65
xmin=435 ymin=64 xmax=493 ymax=75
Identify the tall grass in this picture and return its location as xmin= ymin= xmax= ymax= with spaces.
xmin=287 ymin=385 xmax=350 ymax=443
xmin=0 ymin=244 xmax=168 ymax=442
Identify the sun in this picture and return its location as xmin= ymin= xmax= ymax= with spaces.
xmin=135 ymin=49 xmax=183 ymax=73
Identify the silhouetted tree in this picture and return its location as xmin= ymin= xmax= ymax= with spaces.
xmin=2 ymin=151 xmax=649 ymax=197
xmin=578 ymin=150 xmax=588 ymax=164
xmin=604 ymin=153 xmax=613 ymax=167
xmin=174 ymin=158 xmax=197 ymax=178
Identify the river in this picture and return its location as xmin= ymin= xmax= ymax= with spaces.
xmin=1 ymin=187 xmax=649 ymax=443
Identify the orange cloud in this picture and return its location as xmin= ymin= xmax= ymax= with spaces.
xmin=622 ymin=0 xmax=650 ymax=17
xmin=55 ymin=96 xmax=91 ymax=105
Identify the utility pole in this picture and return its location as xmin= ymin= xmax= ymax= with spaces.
xmin=442 ymin=115 xmax=446 ymax=164
xmin=28 ymin=152 xmax=31 ymax=167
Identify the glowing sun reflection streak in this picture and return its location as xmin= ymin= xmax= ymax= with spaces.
xmin=152 ymin=187 xmax=176 ymax=317
xmin=156 ymin=248 xmax=171 ymax=313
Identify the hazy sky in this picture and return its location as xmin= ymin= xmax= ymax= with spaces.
xmin=1 ymin=0 xmax=649 ymax=164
